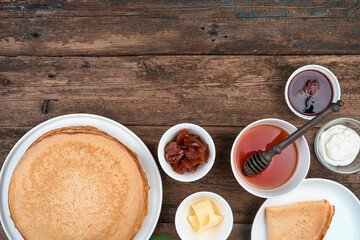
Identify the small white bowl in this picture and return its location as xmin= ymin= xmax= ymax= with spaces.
xmin=175 ymin=192 xmax=233 ymax=240
xmin=230 ymin=118 xmax=310 ymax=198
xmin=284 ymin=65 xmax=341 ymax=120
xmin=314 ymin=118 xmax=360 ymax=174
xmin=157 ymin=123 xmax=216 ymax=182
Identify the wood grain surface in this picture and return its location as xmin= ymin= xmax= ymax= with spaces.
xmin=1 ymin=55 xmax=359 ymax=128
xmin=0 ymin=0 xmax=359 ymax=240
xmin=0 ymin=0 xmax=359 ymax=56
xmin=1 ymin=55 xmax=359 ymax=239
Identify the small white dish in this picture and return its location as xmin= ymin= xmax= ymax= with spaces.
xmin=251 ymin=178 xmax=360 ymax=240
xmin=158 ymin=123 xmax=216 ymax=182
xmin=314 ymin=118 xmax=360 ymax=174
xmin=175 ymin=192 xmax=233 ymax=240
xmin=230 ymin=118 xmax=310 ymax=198
xmin=284 ymin=65 xmax=341 ymax=120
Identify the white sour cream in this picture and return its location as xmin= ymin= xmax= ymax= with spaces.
xmin=319 ymin=125 xmax=360 ymax=166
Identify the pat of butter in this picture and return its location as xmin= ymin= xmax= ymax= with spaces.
xmin=187 ymin=199 xmax=224 ymax=232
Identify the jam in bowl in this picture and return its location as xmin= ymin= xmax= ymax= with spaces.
xmin=158 ymin=123 xmax=216 ymax=182
xmin=285 ymin=65 xmax=341 ymax=120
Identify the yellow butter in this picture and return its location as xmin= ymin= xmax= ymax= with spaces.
xmin=187 ymin=199 xmax=224 ymax=232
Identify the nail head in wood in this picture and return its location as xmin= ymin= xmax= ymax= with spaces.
xmin=41 ymin=100 xmax=50 ymax=114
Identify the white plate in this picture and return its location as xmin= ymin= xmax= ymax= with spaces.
xmin=0 ymin=114 xmax=163 ymax=240
xmin=252 ymin=178 xmax=360 ymax=240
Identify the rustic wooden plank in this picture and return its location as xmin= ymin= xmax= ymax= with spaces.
xmin=1 ymin=126 xmax=359 ymax=225
xmin=0 ymin=225 xmax=5 ymax=240
xmin=2 ymin=0 xmax=359 ymax=17
xmin=0 ymin=221 xmax=253 ymax=240
xmin=151 ymin=223 xmax=251 ymax=240
xmin=0 ymin=55 xmax=359 ymax=128
xmin=0 ymin=0 xmax=359 ymax=56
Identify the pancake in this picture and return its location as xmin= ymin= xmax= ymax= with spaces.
xmin=265 ymin=200 xmax=335 ymax=240
xmin=8 ymin=126 xmax=149 ymax=240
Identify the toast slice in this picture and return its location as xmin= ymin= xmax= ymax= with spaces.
xmin=266 ymin=200 xmax=335 ymax=240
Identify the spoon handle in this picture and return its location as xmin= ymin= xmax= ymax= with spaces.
xmin=269 ymin=100 xmax=344 ymax=157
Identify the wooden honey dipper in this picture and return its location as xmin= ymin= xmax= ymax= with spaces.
xmin=243 ymin=100 xmax=344 ymax=176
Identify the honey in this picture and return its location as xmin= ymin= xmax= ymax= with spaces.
xmin=235 ymin=124 xmax=298 ymax=189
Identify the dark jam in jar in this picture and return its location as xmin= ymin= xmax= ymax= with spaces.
xmin=288 ymin=70 xmax=333 ymax=116
xmin=235 ymin=125 xmax=298 ymax=189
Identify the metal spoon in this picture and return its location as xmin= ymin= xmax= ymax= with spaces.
xmin=243 ymin=100 xmax=344 ymax=176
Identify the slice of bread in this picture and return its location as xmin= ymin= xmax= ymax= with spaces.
xmin=266 ymin=200 xmax=335 ymax=240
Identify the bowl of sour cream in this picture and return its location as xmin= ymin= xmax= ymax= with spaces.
xmin=315 ymin=118 xmax=360 ymax=174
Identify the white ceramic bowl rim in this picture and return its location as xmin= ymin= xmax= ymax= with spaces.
xmin=230 ymin=118 xmax=310 ymax=198
xmin=157 ymin=123 xmax=216 ymax=182
xmin=284 ymin=65 xmax=341 ymax=120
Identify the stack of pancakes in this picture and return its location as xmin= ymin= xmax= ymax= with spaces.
xmin=9 ymin=126 xmax=149 ymax=240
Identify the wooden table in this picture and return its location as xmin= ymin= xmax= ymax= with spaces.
xmin=0 ymin=1 xmax=359 ymax=239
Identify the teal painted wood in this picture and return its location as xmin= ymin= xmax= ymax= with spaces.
xmin=0 ymin=0 xmax=358 ymax=56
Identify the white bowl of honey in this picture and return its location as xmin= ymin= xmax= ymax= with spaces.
xmin=230 ymin=118 xmax=310 ymax=198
